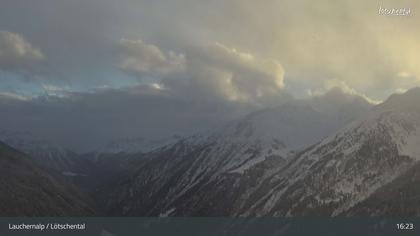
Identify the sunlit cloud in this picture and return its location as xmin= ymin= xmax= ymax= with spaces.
xmin=117 ymin=39 xmax=286 ymax=105
xmin=0 ymin=31 xmax=45 ymax=75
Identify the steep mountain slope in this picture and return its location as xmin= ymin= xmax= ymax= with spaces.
xmin=342 ymin=88 xmax=420 ymax=217
xmin=99 ymin=91 xmax=372 ymax=216
xmin=0 ymin=141 xmax=95 ymax=216
xmin=345 ymin=161 xmax=420 ymax=216
xmin=240 ymin=88 xmax=420 ymax=216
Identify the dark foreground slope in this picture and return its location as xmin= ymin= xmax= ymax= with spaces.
xmin=345 ymin=161 xmax=420 ymax=216
xmin=0 ymin=141 xmax=95 ymax=216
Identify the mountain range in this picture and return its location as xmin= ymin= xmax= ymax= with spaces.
xmin=1 ymin=88 xmax=420 ymax=217
xmin=97 ymin=88 xmax=420 ymax=216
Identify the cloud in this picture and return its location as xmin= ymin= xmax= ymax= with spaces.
xmin=0 ymin=92 xmax=30 ymax=101
xmin=118 ymin=39 xmax=186 ymax=77
xmin=0 ymin=84 xmax=257 ymax=151
xmin=2 ymin=0 xmax=420 ymax=99
xmin=0 ymin=31 xmax=45 ymax=75
xmin=0 ymin=81 xmax=375 ymax=152
xmin=308 ymin=79 xmax=381 ymax=104
xmin=132 ymin=0 xmax=420 ymax=99
xmin=118 ymin=39 xmax=286 ymax=105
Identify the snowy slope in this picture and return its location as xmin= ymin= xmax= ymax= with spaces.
xmin=98 ymin=92 xmax=372 ymax=216
xmin=241 ymin=88 xmax=420 ymax=216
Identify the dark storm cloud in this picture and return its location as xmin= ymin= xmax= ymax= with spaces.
xmin=0 ymin=85 xmax=260 ymax=151
xmin=0 ymin=84 xmax=374 ymax=152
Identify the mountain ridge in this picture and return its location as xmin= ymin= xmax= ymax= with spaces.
xmin=96 ymin=90 xmax=376 ymax=216
xmin=0 ymin=141 xmax=95 ymax=216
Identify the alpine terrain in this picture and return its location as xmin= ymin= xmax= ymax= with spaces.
xmin=0 ymin=141 xmax=95 ymax=216
xmin=97 ymin=89 xmax=378 ymax=216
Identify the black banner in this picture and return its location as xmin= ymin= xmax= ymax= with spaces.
xmin=0 ymin=217 xmax=418 ymax=236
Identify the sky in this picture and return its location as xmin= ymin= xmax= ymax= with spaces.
xmin=0 ymin=0 xmax=419 ymax=151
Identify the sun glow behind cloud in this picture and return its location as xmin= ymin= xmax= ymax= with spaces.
xmin=1 ymin=0 xmax=420 ymax=101
xmin=1 ymin=0 xmax=420 ymax=150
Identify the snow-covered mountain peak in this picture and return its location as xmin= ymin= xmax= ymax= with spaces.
xmin=211 ymin=99 xmax=369 ymax=152
xmin=96 ymin=88 xmax=420 ymax=217
xmin=349 ymin=88 xmax=420 ymax=159
xmin=311 ymin=87 xmax=372 ymax=113
xmin=158 ymin=97 xmax=372 ymax=176
xmin=317 ymin=88 xmax=420 ymax=149
xmin=377 ymin=87 xmax=420 ymax=112
xmin=261 ymin=88 xmax=420 ymax=216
